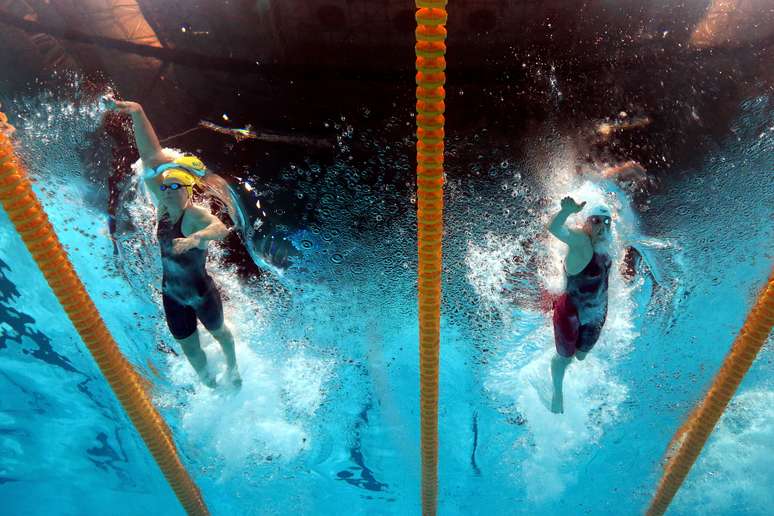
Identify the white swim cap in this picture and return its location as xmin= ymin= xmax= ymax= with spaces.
xmin=587 ymin=204 xmax=611 ymax=218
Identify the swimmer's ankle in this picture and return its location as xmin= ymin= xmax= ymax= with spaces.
xmin=198 ymin=369 xmax=217 ymax=388
xmin=551 ymin=390 xmax=564 ymax=414
xmin=226 ymin=366 xmax=242 ymax=388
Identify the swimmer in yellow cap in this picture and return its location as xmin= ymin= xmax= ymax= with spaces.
xmin=105 ymin=96 xmax=241 ymax=389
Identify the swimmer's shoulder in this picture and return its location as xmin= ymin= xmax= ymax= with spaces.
xmin=185 ymin=204 xmax=212 ymax=218
xmin=183 ymin=205 xmax=207 ymax=224
xmin=562 ymin=229 xmax=592 ymax=252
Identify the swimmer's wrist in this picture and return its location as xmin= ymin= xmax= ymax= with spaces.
xmin=565 ymin=204 xmax=583 ymax=214
xmin=128 ymin=104 xmax=144 ymax=116
xmin=559 ymin=207 xmax=575 ymax=216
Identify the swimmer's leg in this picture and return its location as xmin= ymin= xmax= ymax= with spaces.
xmin=577 ymin=320 xmax=605 ymax=355
xmin=551 ymin=294 xmax=579 ymax=414
xmin=551 ymin=353 xmax=572 ymax=414
xmin=164 ymin=293 xmax=215 ymax=388
xmin=198 ymin=282 xmax=241 ymax=388
xmin=209 ymin=324 xmax=242 ymax=388
xmin=177 ymin=331 xmax=216 ymax=388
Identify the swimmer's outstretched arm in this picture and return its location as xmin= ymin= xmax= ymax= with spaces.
xmin=103 ymin=97 xmax=167 ymax=167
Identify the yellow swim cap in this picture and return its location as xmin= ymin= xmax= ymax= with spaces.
xmin=154 ymin=154 xmax=207 ymax=178
xmin=173 ymin=155 xmax=206 ymax=174
xmin=161 ymin=168 xmax=199 ymax=188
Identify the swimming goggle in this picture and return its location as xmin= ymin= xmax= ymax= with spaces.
xmin=159 ymin=182 xmax=193 ymax=191
xmin=588 ymin=215 xmax=611 ymax=226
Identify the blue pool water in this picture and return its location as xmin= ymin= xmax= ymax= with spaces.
xmin=0 ymin=87 xmax=772 ymax=515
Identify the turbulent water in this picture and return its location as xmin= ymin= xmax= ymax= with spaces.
xmin=0 ymin=81 xmax=772 ymax=515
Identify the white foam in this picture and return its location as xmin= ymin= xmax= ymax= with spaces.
xmin=282 ymin=352 xmax=334 ymax=417
xmin=486 ymin=335 xmax=629 ymax=502
xmin=172 ymin=344 xmax=323 ymax=481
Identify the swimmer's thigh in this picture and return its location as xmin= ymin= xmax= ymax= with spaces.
xmin=552 ymin=294 xmax=580 ymax=357
xmin=577 ymin=321 xmax=604 ymax=353
xmin=162 ymin=294 xmax=197 ymax=339
xmin=196 ymin=279 xmax=224 ymax=332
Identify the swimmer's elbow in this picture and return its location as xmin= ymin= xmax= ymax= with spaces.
xmin=148 ymin=152 xmax=170 ymax=168
xmin=548 ymin=213 xmax=571 ymax=242
xmin=547 ymin=221 xmax=561 ymax=238
xmin=548 ymin=224 xmax=570 ymax=244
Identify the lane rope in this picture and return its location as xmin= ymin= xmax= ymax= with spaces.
xmin=0 ymin=113 xmax=209 ymax=516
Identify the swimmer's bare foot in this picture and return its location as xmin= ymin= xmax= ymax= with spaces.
xmin=226 ymin=367 xmax=242 ymax=389
xmin=551 ymin=390 xmax=564 ymax=414
xmin=198 ymin=370 xmax=217 ymax=389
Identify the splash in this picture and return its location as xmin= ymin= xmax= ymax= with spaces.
xmin=4 ymin=85 xmax=337 ymax=488
xmin=465 ymin=232 xmax=539 ymax=319
xmin=476 ymin=178 xmax=646 ymax=502
xmin=163 ymin=339 xmax=334 ymax=481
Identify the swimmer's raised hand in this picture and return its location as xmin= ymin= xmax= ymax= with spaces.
xmin=560 ymin=196 xmax=585 ymax=213
xmin=102 ymin=95 xmax=142 ymax=114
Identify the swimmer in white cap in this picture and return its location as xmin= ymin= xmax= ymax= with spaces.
xmin=547 ymin=197 xmax=613 ymax=413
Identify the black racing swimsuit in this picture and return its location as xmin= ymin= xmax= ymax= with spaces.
xmin=157 ymin=212 xmax=223 ymax=339
xmin=552 ymin=252 xmax=612 ymax=356
xmin=566 ymin=252 xmax=611 ymax=323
